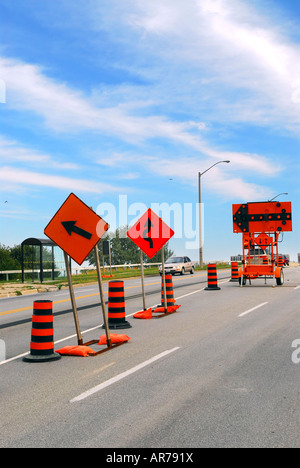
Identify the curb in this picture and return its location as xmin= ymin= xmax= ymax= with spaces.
xmin=0 ymin=285 xmax=59 ymax=298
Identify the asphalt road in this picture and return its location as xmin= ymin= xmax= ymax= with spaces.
xmin=0 ymin=267 xmax=299 ymax=448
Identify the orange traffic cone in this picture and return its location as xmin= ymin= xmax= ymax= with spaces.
xmin=230 ymin=262 xmax=239 ymax=282
xmin=153 ymin=275 xmax=181 ymax=315
xmin=23 ymin=300 xmax=61 ymax=363
xmin=103 ymin=280 xmax=132 ymax=329
xmin=205 ymin=264 xmax=221 ymax=291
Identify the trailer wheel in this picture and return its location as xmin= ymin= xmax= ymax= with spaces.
xmin=276 ymin=269 xmax=284 ymax=286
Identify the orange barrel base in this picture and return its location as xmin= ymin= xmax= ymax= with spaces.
xmin=152 ymin=305 xmax=181 ymax=314
xmin=102 ymin=280 xmax=132 ymax=330
xmin=23 ymin=300 xmax=61 ymax=363
xmin=133 ymin=308 xmax=153 ymax=319
xmin=205 ymin=264 xmax=221 ymax=291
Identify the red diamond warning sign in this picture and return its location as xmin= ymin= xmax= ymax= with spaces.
xmin=127 ymin=208 xmax=174 ymax=259
xmin=44 ymin=193 xmax=109 ymax=265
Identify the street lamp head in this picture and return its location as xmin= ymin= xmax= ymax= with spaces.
xmin=200 ymin=160 xmax=230 ymax=176
xmin=268 ymin=192 xmax=288 ymax=202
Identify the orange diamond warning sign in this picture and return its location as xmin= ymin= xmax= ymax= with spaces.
xmin=127 ymin=208 xmax=174 ymax=259
xmin=44 ymin=193 xmax=109 ymax=265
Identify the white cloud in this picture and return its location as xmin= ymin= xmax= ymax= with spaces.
xmin=0 ymin=166 xmax=121 ymax=194
xmin=0 ymin=1 xmax=296 ymax=203
xmin=0 ymin=137 xmax=50 ymax=163
xmin=3 ymin=0 xmax=299 ymax=137
xmin=201 ymin=146 xmax=281 ymax=177
xmin=123 ymin=0 xmax=300 ymax=131
xmin=0 ymin=57 xmax=204 ymax=148
xmin=142 ymin=153 xmax=274 ymax=201
xmin=0 ymin=208 xmax=48 ymax=221
xmin=0 ymin=136 xmax=79 ymax=169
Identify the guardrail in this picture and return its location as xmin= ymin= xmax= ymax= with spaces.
xmin=0 ymin=263 xmax=162 ymax=282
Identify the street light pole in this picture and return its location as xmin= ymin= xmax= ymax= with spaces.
xmin=268 ymin=193 xmax=288 ymax=202
xmin=198 ymin=171 xmax=203 ymax=269
xmin=198 ymin=160 xmax=230 ymax=268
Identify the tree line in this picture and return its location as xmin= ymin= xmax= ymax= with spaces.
xmin=87 ymin=226 xmax=174 ymax=266
xmin=0 ymin=244 xmax=22 ymax=271
xmin=1 ymin=226 xmax=174 ymax=271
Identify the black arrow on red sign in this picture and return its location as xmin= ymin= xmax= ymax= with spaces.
xmin=62 ymin=221 xmax=92 ymax=240
xmin=142 ymin=216 xmax=154 ymax=249
xmin=233 ymin=203 xmax=292 ymax=233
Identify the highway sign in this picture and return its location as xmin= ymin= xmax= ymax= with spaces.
xmin=233 ymin=201 xmax=292 ymax=234
xmin=127 ymin=208 xmax=174 ymax=259
xmin=44 ymin=193 xmax=109 ymax=265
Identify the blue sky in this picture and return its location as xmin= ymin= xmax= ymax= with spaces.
xmin=0 ymin=0 xmax=299 ymax=263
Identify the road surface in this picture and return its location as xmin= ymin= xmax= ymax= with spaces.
xmin=0 ymin=267 xmax=299 ymax=448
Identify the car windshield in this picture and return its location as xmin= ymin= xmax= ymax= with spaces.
xmin=166 ymin=257 xmax=183 ymax=264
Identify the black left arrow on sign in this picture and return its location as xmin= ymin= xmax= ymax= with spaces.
xmin=61 ymin=221 xmax=92 ymax=240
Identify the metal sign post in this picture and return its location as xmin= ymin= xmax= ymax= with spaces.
xmin=161 ymin=247 xmax=167 ymax=314
xmin=93 ymin=244 xmax=111 ymax=348
xmin=109 ymin=241 xmax=112 ymax=277
xmin=64 ymin=251 xmax=83 ymax=345
xmin=140 ymin=249 xmax=147 ymax=311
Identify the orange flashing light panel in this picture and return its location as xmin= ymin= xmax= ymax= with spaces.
xmin=233 ymin=201 xmax=292 ymax=234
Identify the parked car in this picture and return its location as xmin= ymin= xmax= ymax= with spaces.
xmin=282 ymin=255 xmax=290 ymax=266
xmin=159 ymin=256 xmax=195 ymax=275
xmin=275 ymin=254 xmax=289 ymax=266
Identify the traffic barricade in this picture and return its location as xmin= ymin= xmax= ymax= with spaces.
xmin=230 ymin=262 xmax=239 ymax=282
xmin=23 ymin=300 xmax=61 ymax=363
xmin=205 ymin=264 xmax=221 ymax=290
xmin=104 ymin=280 xmax=132 ymax=329
xmin=153 ymin=274 xmax=181 ymax=317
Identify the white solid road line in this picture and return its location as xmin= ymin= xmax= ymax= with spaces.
xmin=70 ymin=347 xmax=181 ymax=403
xmin=238 ymin=302 xmax=269 ymax=318
xmin=176 ymin=288 xmax=205 ymax=300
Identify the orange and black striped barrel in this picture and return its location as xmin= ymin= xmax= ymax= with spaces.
xmin=277 ymin=255 xmax=284 ymax=267
xmin=161 ymin=274 xmax=176 ymax=307
xmin=106 ymin=280 xmax=132 ymax=329
xmin=263 ymin=256 xmax=268 ymax=265
xmin=230 ymin=262 xmax=239 ymax=282
xmin=205 ymin=264 xmax=221 ymax=290
xmin=23 ymin=300 xmax=61 ymax=362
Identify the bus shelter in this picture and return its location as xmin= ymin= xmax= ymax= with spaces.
xmin=21 ymin=238 xmax=64 ymax=283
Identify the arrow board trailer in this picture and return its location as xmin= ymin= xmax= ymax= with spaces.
xmin=232 ymin=201 xmax=292 ymax=286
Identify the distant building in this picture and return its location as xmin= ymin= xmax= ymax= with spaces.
xmin=230 ymin=255 xmax=243 ymax=262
